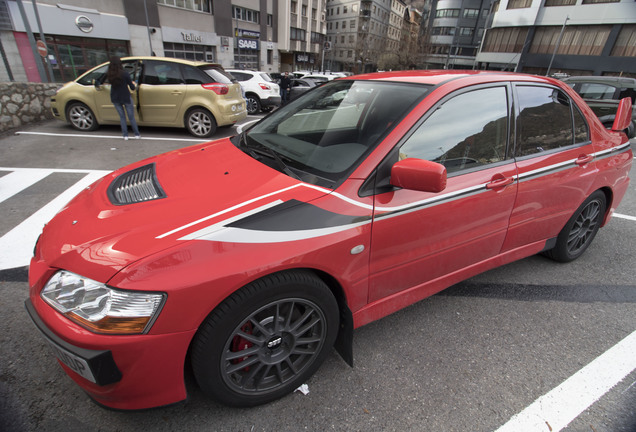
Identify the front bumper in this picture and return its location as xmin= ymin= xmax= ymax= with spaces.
xmin=25 ymin=296 xmax=196 ymax=410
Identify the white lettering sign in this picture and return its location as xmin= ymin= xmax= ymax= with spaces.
xmin=238 ymin=39 xmax=259 ymax=50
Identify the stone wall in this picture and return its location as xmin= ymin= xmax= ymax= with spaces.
xmin=0 ymin=82 xmax=59 ymax=133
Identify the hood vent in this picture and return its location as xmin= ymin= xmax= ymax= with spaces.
xmin=108 ymin=163 xmax=166 ymax=205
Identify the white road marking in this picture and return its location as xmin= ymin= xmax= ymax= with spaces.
xmin=15 ymin=131 xmax=206 ymax=143
xmin=614 ymin=212 xmax=636 ymax=221
xmin=496 ymin=330 xmax=636 ymax=432
xmin=0 ymin=169 xmax=110 ymax=271
xmin=0 ymin=169 xmax=51 ymax=204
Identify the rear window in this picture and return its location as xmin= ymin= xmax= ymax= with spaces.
xmin=199 ymin=66 xmax=236 ymax=84
xmin=259 ymin=73 xmax=274 ymax=82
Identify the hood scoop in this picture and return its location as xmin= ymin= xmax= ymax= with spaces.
xmin=107 ymin=163 xmax=167 ymax=205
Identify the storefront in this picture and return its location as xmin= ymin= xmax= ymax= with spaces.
xmin=161 ymin=27 xmax=218 ymax=63
xmin=234 ymin=28 xmax=260 ymax=69
xmin=7 ymin=2 xmax=130 ymax=82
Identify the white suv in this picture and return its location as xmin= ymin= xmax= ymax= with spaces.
xmin=226 ymin=70 xmax=281 ymax=115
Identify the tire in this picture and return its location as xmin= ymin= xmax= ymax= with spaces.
xmin=185 ymin=108 xmax=217 ymax=138
xmin=245 ymin=94 xmax=261 ymax=115
xmin=191 ymin=270 xmax=339 ymax=407
xmin=66 ymin=102 xmax=98 ymax=131
xmin=544 ymin=191 xmax=606 ymax=263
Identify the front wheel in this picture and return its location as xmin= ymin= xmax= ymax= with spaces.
xmin=185 ymin=108 xmax=217 ymax=138
xmin=67 ymin=102 xmax=98 ymax=131
xmin=191 ymin=271 xmax=339 ymax=407
xmin=544 ymin=190 xmax=606 ymax=262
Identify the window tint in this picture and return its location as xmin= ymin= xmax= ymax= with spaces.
xmin=577 ymin=83 xmax=617 ymax=100
xmin=183 ymin=65 xmax=214 ymax=84
xmin=77 ymin=64 xmax=107 ymax=86
xmin=516 ymin=86 xmax=573 ymax=157
xmin=229 ymin=72 xmax=250 ymax=81
xmin=200 ymin=66 xmax=235 ymax=84
xmin=142 ymin=61 xmax=184 ymax=85
xmin=400 ymin=86 xmax=509 ymax=174
xmin=573 ymin=106 xmax=589 ymax=143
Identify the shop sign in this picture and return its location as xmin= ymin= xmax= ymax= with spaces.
xmin=235 ymin=29 xmax=260 ymax=39
xmin=75 ymin=15 xmax=93 ymax=33
xmin=237 ymin=38 xmax=259 ymax=50
xmin=181 ymin=32 xmax=202 ymax=43
xmin=295 ymin=53 xmax=315 ymax=64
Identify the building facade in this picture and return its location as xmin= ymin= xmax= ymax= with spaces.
xmin=421 ymin=0 xmax=493 ymax=69
xmin=475 ymin=0 xmax=636 ymax=77
xmin=0 ymin=0 xmax=329 ymax=82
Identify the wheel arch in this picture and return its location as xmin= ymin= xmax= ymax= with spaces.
xmin=185 ymin=267 xmax=355 ymax=374
xmin=598 ymin=186 xmax=614 ymax=227
xmin=64 ymin=98 xmax=101 ymax=123
xmin=183 ymin=105 xmax=217 ymax=126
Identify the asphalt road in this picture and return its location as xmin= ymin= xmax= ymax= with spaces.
xmin=1 ymin=118 xmax=635 ymax=432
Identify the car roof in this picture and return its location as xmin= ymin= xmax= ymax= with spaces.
xmin=562 ymin=76 xmax=636 ymax=87
xmin=120 ymin=56 xmax=223 ymax=68
xmin=340 ymin=70 xmax=558 ymax=87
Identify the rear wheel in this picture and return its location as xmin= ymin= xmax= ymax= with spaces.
xmin=66 ymin=102 xmax=98 ymax=131
xmin=245 ymin=94 xmax=261 ymax=115
xmin=185 ymin=108 xmax=217 ymax=138
xmin=191 ymin=271 xmax=339 ymax=407
xmin=544 ymin=191 xmax=606 ymax=262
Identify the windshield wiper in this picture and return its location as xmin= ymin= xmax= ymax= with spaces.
xmin=239 ymin=133 xmax=301 ymax=180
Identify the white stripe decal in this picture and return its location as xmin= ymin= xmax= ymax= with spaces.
xmin=191 ymin=221 xmax=371 ymax=243
xmin=178 ymin=200 xmax=284 ymax=240
xmin=160 ymin=143 xmax=632 ymax=241
xmin=495 ymin=329 xmax=636 ymax=432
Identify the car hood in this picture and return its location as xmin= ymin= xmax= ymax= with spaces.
xmin=35 ymin=138 xmax=331 ymax=283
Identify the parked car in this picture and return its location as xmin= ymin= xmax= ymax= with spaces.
xmin=28 ymin=70 xmax=632 ymax=410
xmin=303 ymin=73 xmax=338 ymax=84
xmin=50 ymin=56 xmax=247 ymax=138
xmin=289 ymin=77 xmax=320 ymax=100
xmin=226 ymin=69 xmax=281 ymax=115
xmin=562 ymin=75 xmax=636 ymax=138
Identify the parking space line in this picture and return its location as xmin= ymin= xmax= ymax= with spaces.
xmin=496 ymin=330 xmax=636 ymax=432
xmin=15 ymin=131 xmax=205 ymax=142
xmin=614 ymin=213 xmax=636 ymax=221
xmin=0 ymin=169 xmax=52 ymax=204
xmin=0 ymin=169 xmax=109 ymax=271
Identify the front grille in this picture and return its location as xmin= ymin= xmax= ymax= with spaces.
xmin=107 ymin=163 xmax=166 ymax=205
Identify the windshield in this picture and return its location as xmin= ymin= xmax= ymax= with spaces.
xmin=241 ymin=80 xmax=429 ymax=188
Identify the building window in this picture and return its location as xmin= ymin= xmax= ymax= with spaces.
xmin=506 ymin=0 xmax=532 ymax=9
xmin=164 ymin=42 xmax=215 ymax=62
xmin=233 ymin=6 xmax=260 ymax=23
xmin=432 ymin=27 xmax=456 ymax=36
xmin=157 ymin=0 xmax=210 ymax=13
xmin=290 ymin=27 xmax=306 ymax=41
xmin=582 ymin=0 xmax=619 ymax=3
xmin=463 ymin=9 xmax=480 ymax=18
xmin=529 ymin=25 xmax=611 ymax=56
xmin=435 ymin=9 xmax=460 ymax=18
xmin=302 ymin=5 xmax=307 ymax=16
xmin=459 ymin=27 xmax=474 ymax=37
xmin=291 ymin=2 xmax=297 ymax=13
xmin=267 ymin=49 xmax=273 ymax=64
xmin=482 ymin=27 xmax=529 ymax=53
xmin=611 ymin=25 xmax=636 ymax=57
xmin=545 ymin=0 xmax=576 ymax=5
xmin=267 ymin=14 xmax=273 ymax=26
xmin=311 ymin=32 xmax=323 ymax=44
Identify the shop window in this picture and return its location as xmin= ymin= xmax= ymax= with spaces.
xmin=157 ymin=0 xmax=211 ymax=13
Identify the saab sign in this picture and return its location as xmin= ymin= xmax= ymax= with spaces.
xmin=237 ymin=38 xmax=259 ymax=50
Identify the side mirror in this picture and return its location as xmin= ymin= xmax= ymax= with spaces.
xmin=390 ymin=158 xmax=447 ymax=193
xmin=611 ymin=97 xmax=633 ymax=132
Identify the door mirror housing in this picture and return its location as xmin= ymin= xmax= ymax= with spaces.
xmin=611 ymin=97 xmax=633 ymax=132
xmin=390 ymin=158 xmax=447 ymax=193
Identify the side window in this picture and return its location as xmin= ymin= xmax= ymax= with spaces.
xmin=573 ymin=105 xmax=589 ymax=143
xmin=182 ymin=65 xmax=212 ymax=84
xmin=122 ymin=60 xmax=140 ymax=82
xmin=399 ymin=86 xmax=509 ymax=174
xmin=516 ymin=86 xmax=573 ymax=157
xmin=229 ymin=72 xmax=250 ymax=82
xmin=142 ymin=61 xmax=184 ymax=85
xmin=577 ymin=83 xmax=617 ymax=100
xmin=77 ymin=65 xmax=107 ymax=86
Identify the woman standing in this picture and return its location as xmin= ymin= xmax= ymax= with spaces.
xmin=102 ymin=56 xmax=141 ymax=140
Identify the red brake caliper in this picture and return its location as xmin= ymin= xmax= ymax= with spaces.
xmin=231 ymin=321 xmax=254 ymax=371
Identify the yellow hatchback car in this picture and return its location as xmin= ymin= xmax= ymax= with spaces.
xmin=50 ymin=57 xmax=247 ymax=138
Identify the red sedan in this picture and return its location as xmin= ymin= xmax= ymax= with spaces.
xmin=27 ymin=71 xmax=633 ymax=410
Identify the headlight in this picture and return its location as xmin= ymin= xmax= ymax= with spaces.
xmin=41 ymin=271 xmax=165 ymax=335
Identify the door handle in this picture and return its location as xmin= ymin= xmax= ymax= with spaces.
xmin=575 ymin=155 xmax=593 ymax=166
xmin=486 ymin=176 xmax=514 ymax=190
xmin=171 ymin=91 xmax=183 ymax=95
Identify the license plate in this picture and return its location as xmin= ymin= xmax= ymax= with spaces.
xmin=46 ymin=339 xmax=97 ymax=383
